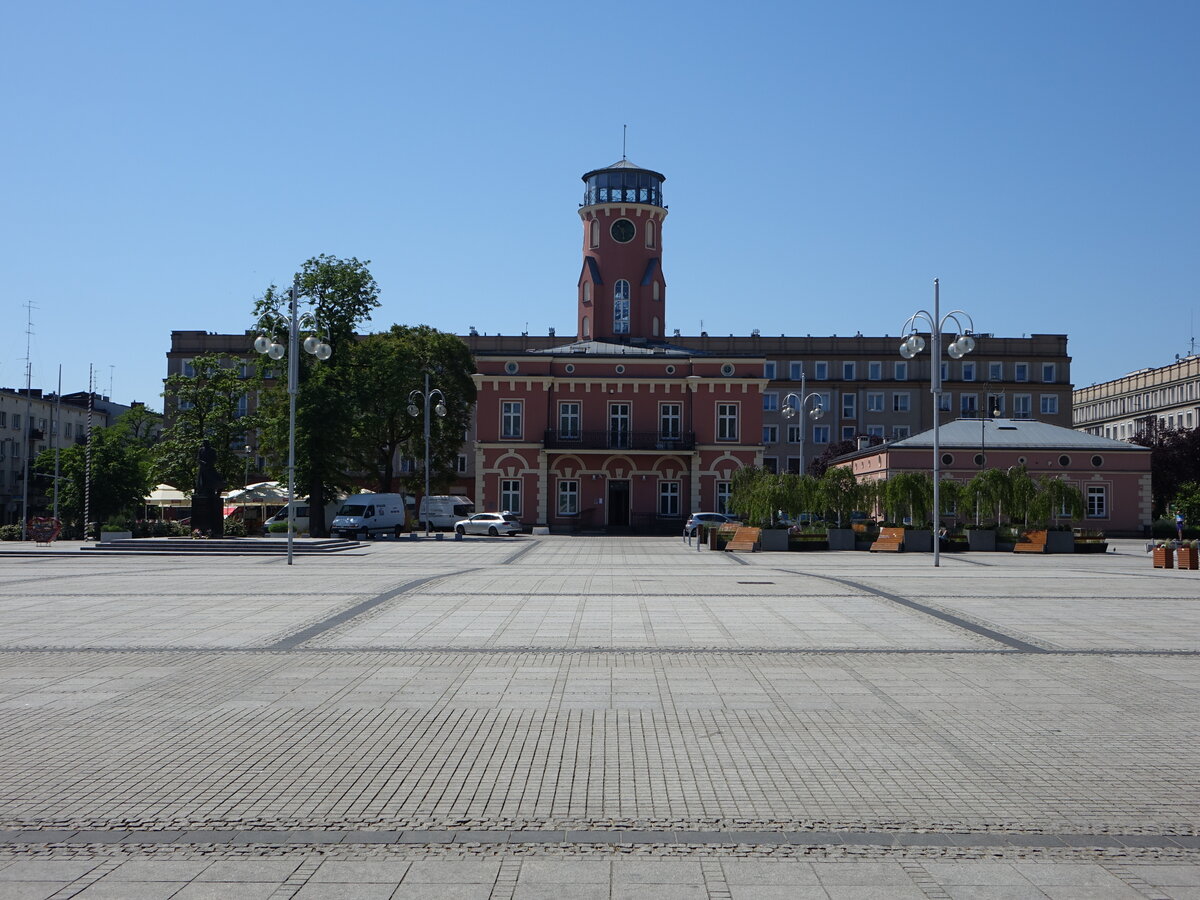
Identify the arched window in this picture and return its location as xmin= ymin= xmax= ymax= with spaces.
xmin=645 ymin=219 xmax=656 ymax=248
xmin=652 ymin=281 xmax=660 ymax=300
xmin=582 ymin=315 xmax=590 ymax=338
xmin=613 ymin=280 xmax=630 ymax=334
xmin=582 ymin=281 xmax=592 ymax=304
xmin=652 ymin=316 xmax=660 ymax=337
xmin=590 ymin=220 xmax=600 ymax=248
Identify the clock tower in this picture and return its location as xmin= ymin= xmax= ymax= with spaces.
xmin=577 ymin=159 xmax=667 ymax=342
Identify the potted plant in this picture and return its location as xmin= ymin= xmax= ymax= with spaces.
xmin=1032 ymin=475 xmax=1084 ymax=553
xmin=965 ymin=523 xmax=997 ymax=552
xmin=1153 ymin=541 xmax=1175 ymax=569
xmin=820 ymin=468 xmax=859 ymax=550
xmin=885 ymin=472 xmax=934 ymax=551
xmin=1178 ymin=540 xmax=1199 ymax=570
xmin=100 ymin=523 xmax=133 ymax=543
xmin=1073 ymin=528 xmax=1108 ymax=553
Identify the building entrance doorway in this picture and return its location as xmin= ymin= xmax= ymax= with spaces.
xmin=607 ymin=480 xmax=630 ymax=528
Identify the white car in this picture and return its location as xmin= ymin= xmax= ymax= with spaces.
xmin=454 ymin=512 xmax=522 ymax=536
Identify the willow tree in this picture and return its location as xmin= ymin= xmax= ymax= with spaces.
xmin=885 ymin=471 xmax=933 ymax=525
xmin=819 ymin=466 xmax=859 ymax=526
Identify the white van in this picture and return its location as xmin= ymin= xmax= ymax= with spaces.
xmin=418 ymin=495 xmax=475 ymax=531
xmin=261 ymin=499 xmax=343 ymax=536
xmin=330 ymin=493 xmax=410 ymax=539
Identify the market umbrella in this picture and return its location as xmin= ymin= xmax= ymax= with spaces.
xmin=223 ymin=482 xmax=292 ymax=525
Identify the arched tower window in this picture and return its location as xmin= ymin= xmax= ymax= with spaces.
xmin=582 ymin=315 xmax=590 ymax=338
xmin=645 ymin=219 xmax=656 ymax=248
xmin=652 ymin=281 xmax=660 ymax=301
xmin=582 ymin=281 xmax=592 ymax=304
xmin=613 ymin=280 xmax=630 ymax=334
xmin=652 ymin=316 xmax=660 ymax=337
xmin=589 ymin=219 xmax=600 ymax=248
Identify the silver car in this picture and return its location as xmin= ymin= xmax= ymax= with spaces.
xmin=684 ymin=512 xmax=738 ymax=536
xmin=454 ymin=512 xmax=522 ymax=536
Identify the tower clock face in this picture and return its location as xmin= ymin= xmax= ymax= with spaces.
xmin=610 ymin=219 xmax=635 ymax=243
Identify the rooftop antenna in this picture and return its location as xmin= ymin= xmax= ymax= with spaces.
xmin=108 ymin=364 xmax=114 ymax=399
xmin=622 ymin=124 xmax=627 ymax=161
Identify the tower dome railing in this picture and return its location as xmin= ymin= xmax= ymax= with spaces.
xmin=582 ymin=169 xmax=665 ymax=208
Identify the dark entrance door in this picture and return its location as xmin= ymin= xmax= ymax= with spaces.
xmin=607 ymin=480 xmax=630 ymax=528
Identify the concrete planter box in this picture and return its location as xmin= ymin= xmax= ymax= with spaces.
xmin=967 ymin=529 xmax=997 ymax=552
xmin=99 ymin=531 xmax=133 ymax=543
xmin=905 ymin=529 xmax=932 ymax=552
xmin=1045 ymin=531 xmax=1075 ymax=554
xmin=759 ymin=529 xmax=789 ymax=552
xmin=827 ymin=528 xmax=855 ymax=551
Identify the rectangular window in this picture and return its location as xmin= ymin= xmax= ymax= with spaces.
xmin=182 ymin=359 xmax=195 ymax=378
xmin=813 ymin=425 xmax=830 ymax=444
xmin=1013 ymin=394 xmax=1032 ymax=418
xmin=716 ymin=481 xmax=731 ymax=515
xmin=989 ymin=362 xmax=1003 ymax=381
xmin=962 ymin=361 xmax=976 ymax=381
xmin=867 ymin=425 xmax=885 ymax=438
xmin=841 ymin=426 xmax=856 ymax=441
xmin=236 ymin=394 xmax=248 ymax=418
xmin=842 ymin=394 xmax=855 ymax=418
xmin=1040 ymin=394 xmax=1059 ymax=415
xmin=762 ymin=456 xmax=778 ymax=473
xmin=558 ymin=480 xmax=579 ymax=516
xmin=659 ymin=403 xmax=681 ymax=439
xmin=786 ymin=424 xmax=802 ymax=443
xmin=789 ymin=362 xmax=804 ymax=381
xmin=0 ymin=412 xmax=5 ymax=427
xmin=12 ymin=415 xmax=20 ymax=429
xmin=814 ymin=361 xmax=828 ymax=380
xmin=817 ymin=392 xmax=832 ymax=414
xmin=961 ymin=394 xmax=978 ymax=416
xmin=786 ymin=456 xmax=801 ymax=474
xmin=500 ymin=479 xmax=521 ymax=515
xmin=938 ymin=392 xmax=952 ymax=412
xmin=763 ymin=361 xmax=776 ymax=379
xmin=893 ymin=393 xmax=910 ymax=412
xmin=717 ymin=404 xmax=738 ymax=441
xmin=1086 ymin=485 xmax=1107 ymax=519
xmin=1015 ymin=362 xmax=1029 ymax=382
xmin=866 ymin=392 xmax=884 ymax=412
xmin=1042 ymin=363 xmax=1056 ymax=383
xmin=609 ymin=403 xmax=631 ymax=448
xmin=842 ymin=361 xmax=855 ymax=380
xmin=763 ymin=392 xmax=779 ymax=411
xmin=762 ymin=425 xmax=778 ymax=444
xmin=559 ymin=402 xmax=580 ymax=438
xmin=658 ymin=481 xmax=680 ymax=517
xmin=986 ymin=393 xmax=1004 ymax=417
xmin=940 ymin=361 xmax=949 ymax=382
xmin=868 ymin=361 xmax=882 ymax=380
xmin=456 ymin=454 xmax=468 ymax=474
xmin=501 ymin=401 xmax=523 ymax=439
xmin=894 ymin=361 xmax=908 ymax=381
xmin=892 ymin=425 xmax=910 ymax=439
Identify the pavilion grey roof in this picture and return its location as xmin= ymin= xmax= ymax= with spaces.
xmin=529 ymin=340 xmax=693 ymax=357
xmin=892 ymin=418 xmax=1147 ymax=451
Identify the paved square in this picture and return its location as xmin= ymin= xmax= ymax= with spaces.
xmin=0 ymin=536 xmax=1197 ymax=897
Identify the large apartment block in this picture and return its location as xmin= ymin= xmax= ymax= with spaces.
xmin=1073 ymin=353 xmax=1200 ymax=440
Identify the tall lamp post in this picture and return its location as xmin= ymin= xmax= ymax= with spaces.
xmin=253 ymin=277 xmax=331 ymax=565
xmin=781 ymin=368 xmax=825 ymax=477
xmin=408 ymin=373 xmax=447 ymax=536
xmin=899 ymin=278 xmax=976 ymax=568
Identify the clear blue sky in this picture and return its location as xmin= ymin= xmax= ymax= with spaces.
xmin=3 ymin=0 xmax=1197 ymax=412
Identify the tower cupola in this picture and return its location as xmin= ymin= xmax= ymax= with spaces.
xmin=576 ymin=159 xmax=668 ymax=343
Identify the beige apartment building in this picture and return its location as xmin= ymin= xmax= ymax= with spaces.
xmin=1073 ymin=353 xmax=1200 ymax=440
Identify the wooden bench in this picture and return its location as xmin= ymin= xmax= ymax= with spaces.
xmin=870 ymin=526 xmax=905 ymax=552
xmin=1014 ymin=529 xmax=1048 ymax=553
xmin=725 ymin=526 xmax=762 ymax=552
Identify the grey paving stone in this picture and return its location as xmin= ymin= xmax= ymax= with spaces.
xmin=518 ymin=859 xmax=610 ymax=884
xmin=346 ymin=831 xmax=400 ymax=844
xmin=403 ymin=860 xmax=502 ymax=883
xmin=310 ymin=861 xmax=411 ymax=883
xmin=922 ymin=863 xmax=1036 ymax=886
xmin=172 ymin=885 xmax=279 ymax=900
xmin=722 ymin=859 xmax=820 ymax=885
xmin=12 ymin=830 xmax=76 ymax=842
xmin=194 ymin=859 xmax=301 ymax=882
xmin=514 ymin=885 xmax=610 ymax=900
xmin=390 ymin=886 xmax=492 ymax=900
xmin=119 ymin=831 xmax=185 ymax=844
xmin=613 ymin=859 xmax=704 ymax=884
xmin=397 ymin=830 xmax=454 ymax=843
xmin=1012 ymin=863 xmax=1138 ymax=886
xmin=451 ymin=830 xmax=509 ymax=843
xmin=106 ymin=860 xmax=211 ymax=881
xmin=508 ymin=830 xmax=566 ymax=842
xmin=293 ymin=884 xmax=399 ymax=900
xmin=0 ymin=885 xmax=70 ymax=900
xmin=178 ymin=830 xmax=238 ymax=843
xmin=70 ymin=830 xmax=132 ymax=843
xmin=812 ymin=861 xmax=917 ymax=886
xmin=729 ymin=889 xmax=829 ymax=900
xmin=612 ymin=886 xmax=706 ymax=900
xmin=0 ymin=860 xmax=100 ymax=881
xmin=72 ymin=883 xmax=186 ymax=899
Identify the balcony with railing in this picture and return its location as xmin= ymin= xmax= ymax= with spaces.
xmin=543 ymin=429 xmax=695 ymax=451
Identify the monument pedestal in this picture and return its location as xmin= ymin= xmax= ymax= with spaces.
xmin=191 ymin=493 xmax=225 ymax=538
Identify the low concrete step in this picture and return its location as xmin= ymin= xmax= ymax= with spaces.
xmin=84 ymin=538 xmax=363 ymax=554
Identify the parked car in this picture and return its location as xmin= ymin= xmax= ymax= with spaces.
xmin=454 ymin=512 xmax=522 ymax=536
xmin=419 ymin=495 xmax=475 ymax=531
xmin=684 ymin=512 xmax=738 ymax=536
xmin=331 ymin=493 xmax=409 ymax=539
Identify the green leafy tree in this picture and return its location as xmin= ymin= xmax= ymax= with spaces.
xmin=1131 ymin=425 xmax=1200 ymax=518
xmin=155 ymin=353 xmax=258 ymax=492
xmin=1030 ymin=475 xmax=1084 ymax=527
xmin=939 ymin=477 xmax=964 ymax=525
xmin=1007 ymin=465 xmax=1038 ymax=526
xmin=1172 ymin=481 xmax=1200 ymax=532
xmin=819 ymin=466 xmax=859 ymax=526
xmin=252 ymin=255 xmax=381 ymax=537
xmin=349 ymin=325 xmax=477 ymax=496
xmin=965 ymin=468 xmax=1011 ymax=526
xmin=34 ymin=411 xmax=154 ymax=528
xmin=884 ymin=471 xmax=933 ymax=526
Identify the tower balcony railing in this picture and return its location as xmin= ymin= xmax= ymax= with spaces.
xmin=543 ymin=429 xmax=695 ymax=451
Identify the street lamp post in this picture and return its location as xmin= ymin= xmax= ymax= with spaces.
xmin=781 ymin=369 xmax=825 ymax=477
xmin=899 ymin=278 xmax=976 ymax=568
xmin=253 ymin=276 xmax=331 ymax=565
xmin=408 ymin=373 xmax=447 ymax=536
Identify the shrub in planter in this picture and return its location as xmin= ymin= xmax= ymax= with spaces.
xmin=224 ymin=520 xmax=247 ymax=538
xmin=1178 ymin=540 xmax=1199 ymax=570
xmin=1153 ymin=542 xmax=1175 ymax=569
xmin=0 ymin=524 xmax=22 ymax=541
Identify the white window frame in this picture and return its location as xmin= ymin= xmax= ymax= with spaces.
xmin=500 ymin=479 xmax=522 ymax=515
xmin=842 ymin=361 xmax=855 ymax=380
xmin=762 ymin=425 xmax=778 ymax=444
xmin=894 ymin=361 xmax=908 ymax=381
xmin=842 ymin=393 xmax=856 ymax=418
xmin=501 ymin=400 xmax=523 ymax=440
xmin=989 ymin=361 xmax=1003 ymax=381
xmin=658 ymin=481 xmax=680 ymax=517
xmin=893 ymin=392 xmax=910 ymax=412
xmin=659 ymin=402 xmax=682 ymax=439
xmin=961 ymin=393 xmax=978 ymax=416
xmin=1086 ymin=484 xmax=1107 ymax=519
xmin=938 ymin=392 xmax=953 ymax=412
xmin=1042 ymin=362 xmax=1056 ymax=383
xmin=717 ymin=403 xmax=739 ymax=441
xmin=559 ymin=401 xmax=580 ymax=438
xmin=866 ymin=392 xmax=884 ymax=413
xmin=1015 ymin=362 xmax=1029 ymax=383
xmin=1040 ymin=394 xmax=1059 ymax=415
xmin=762 ymin=456 xmax=778 ymax=473
xmin=892 ymin=425 xmax=910 ymax=439
xmin=716 ymin=481 xmax=731 ymax=515
xmin=786 ymin=424 xmax=802 ymax=443
xmin=789 ymin=361 xmax=804 ymax=381
xmin=813 ymin=361 xmax=829 ymax=380
xmin=558 ymin=480 xmax=579 ymax=516
xmin=763 ymin=361 xmax=776 ymax=379
xmin=962 ymin=361 xmax=976 ymax=382
xmin=813 ymin=425 xmax=830 ymax=444
xmin=763 ymin=392 xmax=779 ymax=411
xmin=867 ymin=424 xmax=885 ymax=438
xmin=868 ymin=361 xmax=882 ymax=380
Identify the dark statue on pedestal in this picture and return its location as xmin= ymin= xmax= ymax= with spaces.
xmin=191 ymin=441 xmax=226 ymax=537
